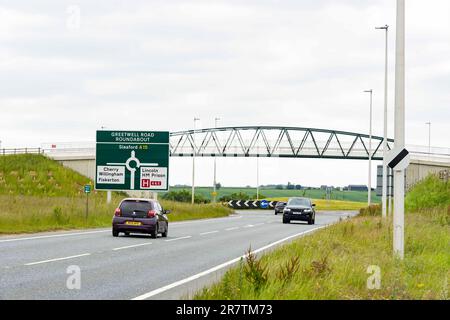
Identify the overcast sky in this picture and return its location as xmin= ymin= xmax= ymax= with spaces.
xmin=1 ymin=0 xmax=449 ymax=188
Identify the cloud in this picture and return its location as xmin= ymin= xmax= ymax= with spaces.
xmin=0 ymin=0 xmax=449 ymax=187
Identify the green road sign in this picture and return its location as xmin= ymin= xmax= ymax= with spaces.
xmin=84 ymin=185 xmax=91 ymax=193
xmin=95 ymin=130 xmax=170 ymax=192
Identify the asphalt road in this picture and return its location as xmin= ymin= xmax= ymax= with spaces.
xmin=0 ymin=210 xmax=357 ymax=300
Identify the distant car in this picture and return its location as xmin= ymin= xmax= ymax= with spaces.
xmin=112 ymin=198 xmax=170 ymax=238
xmin=274 ymin=202 xmax=286 ymax=215
xmin=282 ymin=197 xmax=316 ymax=225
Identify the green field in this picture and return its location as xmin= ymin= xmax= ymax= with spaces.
xmin=0 ymin=154 xmax=233 ymax=234
xmin=166 ymin=187 xmax=380 ymax=203
xmin=195 ymin=175 xmax=450 ymax=300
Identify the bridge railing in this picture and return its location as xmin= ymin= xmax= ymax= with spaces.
xmin=0 ymin=148 xmax=44 ymax=156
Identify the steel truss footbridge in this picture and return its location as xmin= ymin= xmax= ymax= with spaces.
xmin=169 ymin=126 xmax=394 ymax=161
xmin=35 ymin=126 xmax=448 ymax=162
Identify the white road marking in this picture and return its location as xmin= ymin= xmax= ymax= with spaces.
xmin=253 ymin=223 xmax=265 ymax=227
xmin=112 ymin=243 xmax=152 ymax=251
xmin=244 ymin=224 xmax=255 ymax=228
xmin=225 ymin=227 xmax=239 ymax=231
xmin=24 ymin=253 xmax=91 ymax=266
xmin=165 ymin=236 xmax=192 ymax=242
xmin=132 ymin=226 xmax=326 ymax=300
xmin=199 ymin=231 xmax=219 ymax=236
xmin=0 ymin=230 xmax=109 ymax=243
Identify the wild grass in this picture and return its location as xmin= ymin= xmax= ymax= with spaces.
xmin=405 ymin=174 xmax=450 ymax=212
xmin=0 ymin=154 xmax=97 ymax=197
xmin=195 ymin=174 xmax=450 ymax=300
xmin=195 ymin=210 xmax=449 ymax=300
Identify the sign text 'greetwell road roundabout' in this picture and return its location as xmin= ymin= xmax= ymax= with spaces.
xmin=95 ymin=130 xmax=170 ymax=192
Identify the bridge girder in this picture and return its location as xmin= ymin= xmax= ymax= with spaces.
xmin=169 ymin=126 xmax=394 ymax=160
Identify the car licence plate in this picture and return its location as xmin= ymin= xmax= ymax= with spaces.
xmin=125 ymin=221 xmax=142 ymax=226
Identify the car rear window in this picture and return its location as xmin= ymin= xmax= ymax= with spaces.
xmin=120 ymin=200 xmax=154 ymax=215
xmin=287 ymin=198 xmax=310 ymax=206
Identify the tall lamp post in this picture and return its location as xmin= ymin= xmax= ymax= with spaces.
xmin=192 ymin=117 xmax=200 ymax=204
xmin=364 ymin=89 xmax=374 ymax=207
xmin=393 ymin=0 xmax=406 ymax=259
xmin=213 ymin=117 xmax=220 ymax=203
xmin=376 ymin=24 xmax=389 ymax=219
xmin=256 ymin=146 xmax=260 ymax=200
xmin=425 ymin=122 xmax=431 ymax=155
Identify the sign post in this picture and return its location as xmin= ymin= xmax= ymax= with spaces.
xmin=95 ymin=131 xmax=170 ymax=193
xmin=84 ymin=184 xmax=91 ymax=221
xmin=393 ymin=0 xmax=406 ymax=259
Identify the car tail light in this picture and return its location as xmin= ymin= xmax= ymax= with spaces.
xmin=114 ymin=208 xmax=121 ymax=217
xmin=147 ymin=210 xmax=156 ymax=218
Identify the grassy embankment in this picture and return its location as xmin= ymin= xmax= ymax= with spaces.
xmin=0 ymin=154 xmax=233 ymax=234
xmin=195 ymin=175 xmax=450 ymax=300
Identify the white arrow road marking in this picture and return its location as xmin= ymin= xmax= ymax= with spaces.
xmin=112 ymin=243 xmax=152 ymax=251
xmin=25 ymin=253 xmax=91 ymax=266
xmin=165 ymin=236 xmax=192 ymax=242
xmin=132 ymin=226 xmax=327 ymax=300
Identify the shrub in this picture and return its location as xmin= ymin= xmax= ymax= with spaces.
xmin=359 ymin=204 xmax=381 ymax=216
xmin=162 ymin=190 xmax=210 ymax=204
xmin=244 ymin=248 xmax=268 ymax=293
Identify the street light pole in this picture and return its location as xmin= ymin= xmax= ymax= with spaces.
xmin=376 ymin=24 xmax=389 ymax=219
xmin=192 ymin=117 xmax=200 ymax=205
xmin=364 ymin=89 xmax=373 ymax=207
xmin=256 ymin=147 xmax=260 ymax=200
xmin=426 ymin=122 xmax=431 ymax=155
xmin=393 ymin=0 xmax=406 ymax=259
xmin=213 ymin=117 xmax=220 ymax=203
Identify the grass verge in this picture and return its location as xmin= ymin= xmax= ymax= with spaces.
xmin=0 ymin=196 xmax=233 ymax=234
xmin=195 ymin=209 xmax=449 ymax=300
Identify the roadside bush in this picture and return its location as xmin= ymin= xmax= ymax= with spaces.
xmin=359 ymin=204 xmax=381 ymax=216
xmin=161 ymin=190 xmax=210 ymax=204
xmin=219 ymin=192 xmax=251 ymax=202
xmin=244 ymin=248 xmax=268 ymax=293
xmin=218 ymin=192 xmax=267 ymax=202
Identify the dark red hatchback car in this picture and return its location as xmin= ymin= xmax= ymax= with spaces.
xmin=112 ymin=198 xmax=170 ymax=238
